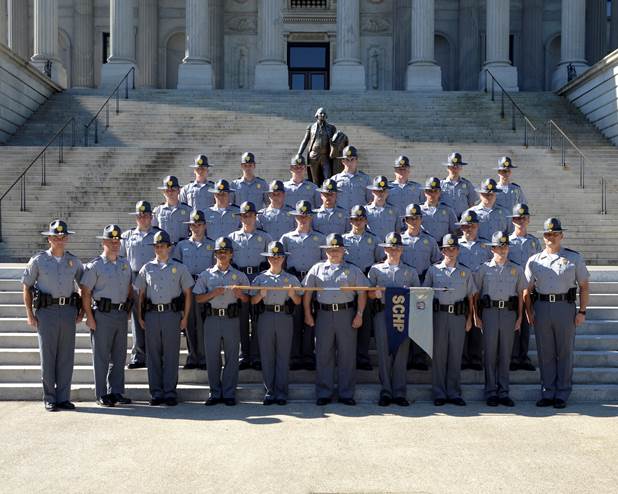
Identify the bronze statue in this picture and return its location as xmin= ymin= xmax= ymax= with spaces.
xmin=330 ymin=130 xmax=349 ymax=176
xmin=298 ymin=107 xmax=337 ymax=184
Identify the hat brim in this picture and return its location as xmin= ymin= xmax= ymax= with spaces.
xmin=40 ymin=231 xmax=75 ymax=236
xmin=349 ymin=215 xmax=367 ymax=220
xmin=146 ymin=241 xmax=174 ymax=246
xmin=401 ymin=214 xmax=422 ymax=219
xmin=183 ymin=220 xmax=206 ymax=225
xmin=440 ymin=243 xmax=459 ymax=249
xmin=128 ymin=211 xmax=152 ymax=215
xmin=443 ymin=162 xmax=468 ymax=166
xmin=213 ymin=248 xmax=233 ymax=253
xmin=259 ymin=252 xmax=287 ymax=257
xmin=423 ymin=187 xmax=441 ymax=191
xmin=190 ymin=164 xmax=210 ymax=168
xmin=367 ymin=186 xmax=392 ymax=191
xmin=319 ymin=244 xmax=345 ymax=249
xmin=484 ymin=242 xmax=510 ymax=247
xmin=207 ymin=188 xmax=233 ymax=194
xmin=538 ymin=229 xmax=566 ymax=234
xmin=393 ymin=163 xmax=411 ymax=168
xmin=378 ymin=243 xmax=403 ymax=248
xmin=337 ymin=155 xmax=358 ymax=159
xmin=507 ymin=214 xmax=529 ymax=218
xmin=477 ymin=188 xmax=502 ymax=194
xmin=317 ymin=188 xmax=337 ymax=194
xmin=290 ymin=211 xmax=313 ymax=216
xmin=96 ymin=235 xmax=122 ymax=240
xmin=157 ymin=186 xmax=180 ymax=190
xmin=455 ymin=221 xmax=478 ymax=227
xmin=496 ymin=166 xmax=517 ymax=170
xmin=233 ymin=211 xmax=257 ymax=216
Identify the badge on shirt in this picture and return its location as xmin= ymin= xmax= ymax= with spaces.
xmin=462 ymin=184 xmax=467 ymax=189
xmin=68 ymin=260 xmax=73 ymax=267
xmin=232 ymin=273 xmax=238 ymax=280
xmin=367 ymin=238 xmax=373 ymax=244
xmin=313 ymin=236 xmax=319 ymax=242
xmin=511 ymin=268 xmax=517 ymax=276
xmin=306 ymin=185 xmax=312 ymax=190
xmin=181 ymin=210 xmax=186 ymax=215
xmin=460 ymin=271 xmax=466 ymax=277
xmin=344 ymin=269 xmax=350 ymax=275
xmin=284 ymin=278 xmax=289 ymax=283
xmin=423 ymin=239 xmax=429 ymax=245
xmin=337 ymin=213 xmax=343 ymax=218
xmin=561 ymin=257 xmax=568 ymax=265
xmin=172 ymin=267 xmax=177 ymax=274
xmin=388 ymin=210 xmax=393 ymax=215
xmin=122 ymin=264 xmax=127 ymax=271
xmin=257 ymin=236 xmax=262 ymax=242
xmin=442 ymin=210 xmax=447 ymax=215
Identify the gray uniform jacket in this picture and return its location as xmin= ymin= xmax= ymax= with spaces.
xmin=230 ymin=229 xmax=273 ymax=268
xmin=368 ymin=262 xmax=420 ymax=302
xmin=193 ymin=266 xmax=250 ymax=309
xmin=80 ymin=255 xmax=132 ymax=303
xmin=313 ymin=206 xmax=350 ymax=236
xmin=252 ymin=270 xmax=302 ymax=305
xmin=440 ymin=177 xmax=479 ymax=217
xmin=458 ymin=239 xmax=492 ymax=271
xmin=120 ymin=227 xmax=159 ymax=273
xmin=495 ymin=183 xmax=527 ymax=212
xmin=173 ymin=237 xmax=215 ymax=275
xmin=152 ymin=202 xmax=192 ymax=244
xmin=231 ymin=177 xmax=269 ymax=208
xmin=343 ymin=231 xmax=379 ymax=273
xmin=331 ymin=171 xmax=372 ymax=211
xmin=257 ymin=206 xmax=295 ymax=241
xmin=387 ymin=181 xmax=423 ymax=213
xmin=508 ymin=233 xmax=541 ymax=267
xmin=303 ymin=261 xmax=369 ymax=304
xmin=204 ymin=205 xmax=241 ymax=240
xmin=135 ymin=259 xmax=194 ymax=304
xmin=180 ymin=180 xmax=215 ymax=211
xmin=284 ymin=179 xmax=320 ymax=209
xmin=401 ymin=232 xmax=442 ymax=277
xmin=469 ymin=204 xmax=510 ymax=241
xmin=22 ymin=250 xmax=84 ymax=297
xmin=474 ymin=260 xmax=527 ymax=300
xmin=423 ymin=261 xmax=477 ymax=304
xmin=525 ymin=248 xmax=590 ymax=294
xmin=420 ymin=202 xmax=458 ymax=241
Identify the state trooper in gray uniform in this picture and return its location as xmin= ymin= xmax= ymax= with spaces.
xmin=525 ymin=218 xmax=590 ymax=409
xmin=420 ymin=177 xmax=458 ymax=241
xmin=303 ymin=233 xmax=369 ymax=406
xmin=257 ymin=180 xmax=295 ymax=241
xmin=330 ymin=145 xmax=372 ymax=211
xmin=457 ymin=209 xmax=492 ymax=371
xmin=80 ymin=225 xmax=133 ymax=407
xmin=343 ymin=205 xmax=379 ymax=370
xmin=231 ymin=152 xmax=269 ymax=208
xmin=194 ymin=237 xmax=251 ymax=406
xmin=205 ymin=179 xmax=241 ymax=240
xmin=152 ymin=175 xmax=192 ymax=244
xmin=280 ymin=200 xmax=325 ymax=370
xmin=474 ymin=231 xmax=526 ymax=407
xmin=179 ymin=154 xmax=215 ymax=212
xmin=440 ymin=152 xmax=479 ymax=217
xmin=400 ymin=203 xmax=442 ymax=370
xmin=251 ymin=241 xmax=302 ymax=405
xmin=173 ymin=210 xmax=215 ymax=370
xmin=470 ymin=178 xmax=511 ymax=241
xmin=284 ymin=154 xmax=320 ymax=209
xmin=313 ymin=178 xmax=350 ymax=235
xmin=22 ymin=220 xmax=84 ymax=412
xmin=230 ymin=201 xmax=273 ymax=369
xmin=423 ymin=233 xmax=477 ymax=406
xmin=366 ymin=175 xmax=400 ymax=245
xmin=368 ymin=232 xmax=420 ymax=407
xmin=388 ymin=155 xmax=423 ymax=214
xmin=135 ymin=230 xmax=194 ymax=406
xmin=120 ymin=200 xmax=159 ymax=369
xmin=495 ymin=157 xmax=527 ymax=212
xmin=508 ymin=203 xmax=541 ymax=371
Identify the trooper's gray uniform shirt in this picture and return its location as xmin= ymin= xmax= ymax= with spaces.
xmin=280 ymin=230 xmax=325 ymax=274
xmin=152 ymin=203 xmax=192 ymax=244
xmin=469 ymin=204 xmax=510 ymax=241
xmin=496 ymin=183 xmax=527 ymax=212
xmin=400 ymin=232 xmax=442 ymax=278
xmin=313 ymin=205 xmax=350 ymax=236
xmin=387 ymin=181 xmax=423 ymax=213
xmin=303 ymin=261 xmax=370 ymax=400
xmin=204 ymin=205 xmax=241 ymax=241
xmin=475 ymin=260 xmax=527 ymax=398
xmin=193 ymin=266 xmax=250 ymax=399
xmin=331 ymin=171 xmax=372 ymax=212
xmin=420 ymin=202 xmax=457 ymax=241
xmin=368 ymin=262 xmax=420 ymax=399
xmin=440 ymin=177 xmax=479 ymax=217
xmin=366 ymin=204 xmax=400 ymax=242
xmin=458 ymin=239 xmax=492 ymax=270
xmin=343 ymin=231 xmax=379 ymax=273
xmin=180 ymin=180 xmax=215 ymax=211
xmin=423 ymin=261 xmax=477 ymax=400
xmin=135 ymin=259 xmax=194 ymax=400
xmin=525 ymin=248 xmax=590 ymax=401
xmin=257 ymin=206 xmax=295 ymax=242
xmin=231 ymin=177 xmax=269 ymax=209
xmin=508 ymin=233 xmax=541 ymax=267
xmin=80 ymin=255 xmax=132 ymax=399
xmin=283 ymin=179 xmax=319 ymax=209
xmin=230 ymin=229 xmax=273 ymax=271
xmin=22 ymin=250 xmax=84 ymax=405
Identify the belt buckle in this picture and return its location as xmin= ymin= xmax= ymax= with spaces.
xmin=218 ymin=308 xmax=226 ymax=317
xmin=549 ymin=294 xmax=556 ymax=303
xmin=448 ymin=304 xmax=454 ymax=314
xmin=157 ymin=304 xmax=165 ymax=312
xmin=117 ymin=303 xmax=125 ymax=311
xmin=58 ymin=297 xmax=66 ymax=306
xmin=498 ymin=300 xmax=505 ymax=309
xmin=332 ymin=303 xmax=339 ymax=312
xmin=246 ymin=266 xmax=253 ymax=275
xmin=274 ymin=305 xmax=281 ymax=313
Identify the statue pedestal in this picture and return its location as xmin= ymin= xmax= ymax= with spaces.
xmin=406 ymin=63 xmax=443 ymax=91
xmin=254 ymin=62 xmax=288 ymax=90
xmin=177 ymin=62 xmax=213 ymax=90
xmin=331 ymin=62 xmax=366 ymax=91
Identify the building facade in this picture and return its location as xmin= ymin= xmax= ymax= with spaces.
xmin=0 ymin=0 xmax=617 ymax=92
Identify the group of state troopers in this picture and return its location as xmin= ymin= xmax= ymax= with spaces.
xmin=22 ymin=146 xmax=590 ymax=411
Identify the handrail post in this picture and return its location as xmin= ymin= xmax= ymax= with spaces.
xmin=116 ymin=89 xmax=120 ymax=114
xmin=125 ymin=75 xmax=129 ymax=99
xmin=59 ymin=131 xmax=63 ymax=164
xmin=491 ymin=78 xmax=495 ymax=101
xmin=106 ymin=103 xmax=110 ymax=128
xmin=511 ymin=102 xmax=516 ymax=131
xmin=20 ymin=176 xmax=25 ymax=212
xmin=42 ymin=152 xmax=46 ymax=186
xmin=560 ymin=135 xmax=565 ymax=167
xmin=548 ymin=122 xmax=552 ymax=149
xmin=580 ymin=155 xmax=584 ymax=188
xmin=524 ymin=122 xmax=528 ymax=148
xmin=500 ymin=89 xmax=504 ymax=118
xmin=84 ymin=124 xmax=89 ymax=147
xmin=0 ymin=202 xmax=3 ymax=242
xmin=71 ymin=118 xmax=76 ymax=148
xmin=94 ymin=118 xmax=99 ymax=144
xmin=132 ymin=67 xmax=136 ymax=89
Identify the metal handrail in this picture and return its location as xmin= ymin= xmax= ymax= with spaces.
xmin=0 ymin=117 xmax=76 ymax=242
xmin=484 ymin=70 xmax=538 ymax=147
xmin=547 ymin=119 xmax=587 ymax=189
xmin=84 ymin=67 xmax=135 ymax=146
xmin=601 ymin=177 xmax=608 ymax=214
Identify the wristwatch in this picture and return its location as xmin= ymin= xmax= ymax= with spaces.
xmin=578 ymin=310 xmax=586 ymax=315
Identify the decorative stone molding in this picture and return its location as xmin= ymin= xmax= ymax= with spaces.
xmin=225 ymin=16 xmax=257 ymax=33
xmin=361 ymin=15 xmax=390 ymax=34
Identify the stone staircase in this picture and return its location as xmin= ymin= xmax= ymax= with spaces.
xmin=1 ymin=264 xmax=617 ymax=402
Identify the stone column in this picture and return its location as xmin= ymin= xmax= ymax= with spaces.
xmin=7 ymin=0 xmax=29 ymax=59
xmin=611 ymin=0 xmax=618 ymax=51
xmin=586 ymin=0 xmax=607 ymax=65
xmin=458 ymin=0 xmax=481 ymax=91
xmin=72 ymin=0 xmax=94 ymax=87
xmin=480 ymin=0 xmax=518 ymax=91
xmin=210 ymin=0 xmax=224 ymax=88
xmin=178 ymin=0 xmax=213 ymax=90
xmin=0 ymin=0 xmax=7 ymax=46
xmin=254 ymin=0 xmax=287 ymax=90
xmin=138 ymin=0 xmax=158 ymax=87
xmin=406 ymin=0 xmax=441 ymax=90
xmin=520 ymin=0 xmax=543 ymax=90
xmin=31 ymin=0 xmax=67 ymax=87
xmin=552 ymin=0 xmax=589 ymax=89
xmin=101 ymin=0 xmax=137 ymax=86
xmin=331 ymin=0 xmax=365 ymax=90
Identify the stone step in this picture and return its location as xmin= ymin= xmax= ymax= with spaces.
xmin=1 ymin=382 xmax=617 ymax=403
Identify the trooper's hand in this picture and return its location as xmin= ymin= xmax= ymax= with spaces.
xmin=352 ymin=313 xmax=363 ymax=329
xmin=575 ymin=312 xmax=586 ymax=327
xmin=27 ymin=314 xmax=38 ymax=330
xmin=260 ymin=288 xmax=268 ymax=299
xmin=180 ymin=317 xmax=189 ymax=332
xmin=86 ymin=315 xmax=97 ymax=331
xmin=232 ymin=288 xmax=245 ymax=299
xmin=138 ymin=317 xmax=146 ymax=329
xmin=211 ymin=286 xmax=226 ymax=297
xmin=304 ymin=313 xmax=315 ymax=327
xmin=514 ymin=316 xmax=522 ymax=332
xmin=465 ymin=318 xmax=473 ymax=332
xmin=76 ymin=310 xmax=85 ymax=324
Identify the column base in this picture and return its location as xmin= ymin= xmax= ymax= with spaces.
xmin=480 ymin=64 xmax=519 ymax=92
xmin=551 ymin=61 xmax=590 ymax=90
xmin=177 ymin=62 xmax=213 ymax=90
xmin=254 ymin=62 xmax=289 ymax=90
xmin=406 ymin=63 xmax=443 ymax=91
xmin=331 ymin=62 xmax=366 ymax=91
xmin=31 ymin=59 xmax=68 ymax=88
xmin=100 ymin=62 xmax=137 ymax=88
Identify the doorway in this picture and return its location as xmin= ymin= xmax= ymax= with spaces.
xmin=288 ymin=43 xmax=330 ymax=90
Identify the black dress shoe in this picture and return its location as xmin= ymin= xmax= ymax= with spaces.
xmin=338 ymin=398 xmax=356 ymax=406
xmin=127 ymin=362 xmax=146 ymax=369
xmin=224 ymin=398 xmax=236 ymax=406
xmin=238 ymin=360 xmax=251 ymax=370
xmin=251 ymin=361 xmax=262 ymax=371
xmin=316 ymin=397 xmax=331 ymax=406
xmin=96 ymin=396 xmax=115 ymax=407
xmin=536 ymin=398 xmax=554 ymax=407
xmin=519 ymin=361 xmax=536 ymax=372
xmin=499 ymin=397 xmax=515 ymax=407
xmin=509 ymin=362 xmax=520 ymax=371
xmin=393 ymin=397 xmax=410 ymax=407
xmin=56 ymin=401 xmax=76 ymax=410
xmin=356 ymin=361 xmax=373 ymax=371
xmin=276 ymin=399 xmax=287 ymax=406
xmin=410 ymin=362 xmax=429 ymax=371
xmin=204 ymin=397 xmax=220 ymax=406
xmin=111 ymin=393 xmax=132 ymax=405
xmin=149 ymin=398 xmax=165 ymax=406
xmin=263 ymin=397 xmax=276 ymax=406
xmin=469 ymin=363 xmax=483 ymax=371
xmin=183 ymin=363 xmax=198 ymax=370
xmin=378 ymin=396 xmax=391 ymax=407
xmin=449 ymin=397 xmax=467 ymax=406
xmin=553 ymin=399 xmax=567 ymax=409
xmin=433 ymin=398 xmax=446 ymax=406
xmin=198 ymin=364 xmax=208 ymax=371
xmin=486 ymin=396 xmax=499 ymax=407
xmin=44 ymin=402 xmax=57 ymax=412
xmin=165 ymin=398 xmax=178 ymax=407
